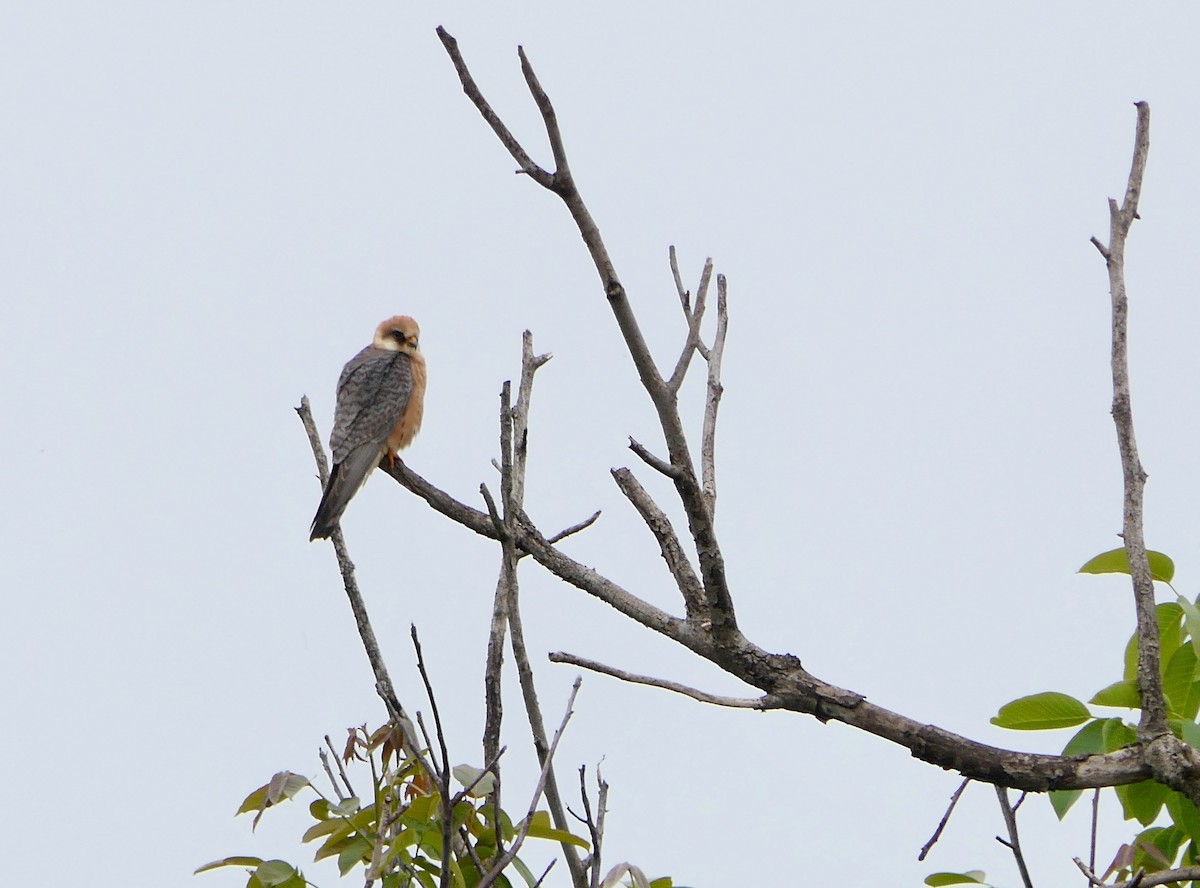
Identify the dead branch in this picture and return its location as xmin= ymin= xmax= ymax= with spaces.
xmin=296 ymin=397 xmax=433 ymax=779
xmin=477 ymin=678 xmax=582 ymax=888
xmin=918 ymin=777 xmax=970 ymax=861
xmin=485 ymin=338 xmax=587 ymax=886
xmin=550 ymin=651 xmax=774 ymax=709
xmin=994 ymin=786 xmax=1034 ymax=888
xmin=611 ymin=467 xmax=705 ymax=620
xmin=1091 ymin=101 xmax=1164 ymax=739
xmin=436 ymin=26 xmax=737 ymax=636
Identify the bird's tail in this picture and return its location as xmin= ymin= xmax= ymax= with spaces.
xmin=309 ymin=446 xmax=381 ymax=540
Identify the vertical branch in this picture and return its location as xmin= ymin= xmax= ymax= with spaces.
xmin=699 ymin=273 xmax=728 ymax=516
xmin=994 ymin=786 xmax=1034 ymax=888
xmin=481 ymin=335 xmax=586 ymax=887
xmin=411 ymin=626 xmax=454 ymax=888
xmin=482 ymin=382 xmax=514 ymax=854
xmin=1090 ymin=102 xmax=1163 ymax=737
xmin=296 ymin=397 xmax=433 ymax=778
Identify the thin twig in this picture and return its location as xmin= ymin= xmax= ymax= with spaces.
xmin=477 ymin=679 xmax=583 ymax=888
xmin=449 ymin=744 xmax=509 ymax=805
xmin=918 ymin=777 xmax=970 ymax=861
xmin=1090 ymin=787 xmax=1099 ymax=875
xmin=666 ymin=253 xmax=713 ymax=392
xmin=994 ymin=785 xmax=1034 ymax=888
xmin=318 ymin=747 xmax=346 ymax=803
xmin=611 ymin=467 xmax=706 ymax=620
xmin=1072 ymin=857 xmax=1102 ymax=887
xmin=411 ymin=625 xmax=454 ymax=888
xmin=323 ymin=735 xmax=355 ymax=799
xmin=549 ymin=652 xmax=774 ymax=709
xmin=699 ymin=274 xmax=728 ymax=516
xmin=576 ymin=764 xmax=609 ymax=888
xmin=628 ymin=437 xmax=684 ymax=480
xmin=435 ymin=27 xmax=548 ymax=183
xmin=482 ymin=384 xmax=514 ymax=857
xmin=547 ymin=510 xmax=602 ymax=544
xmin=532 ymin=859 xmax=557 ymax=888
xmin=669 ymin=245 xmax=689 ymax=313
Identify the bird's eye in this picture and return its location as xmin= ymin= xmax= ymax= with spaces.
xmin=390 ymin=330 xmax=406 ymax=343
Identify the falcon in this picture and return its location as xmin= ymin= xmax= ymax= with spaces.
xmin=309 ymin=315 xmax=426 ymax=540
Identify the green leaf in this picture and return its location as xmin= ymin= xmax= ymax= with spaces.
xmin=1091 ymin=680 xmax=1142 ymax=710
xmin=1179 ymin=720 xmax=1200 ymax=749
xmin=521 ymin=810 xmax=591 ymax=850
xmin=1134 ymin=825 xmax=1184 ymax=869
xmin=1102 ymin=719 xmax=1138 ymax=751
xmin=1164 ymin=644 xmax=1200 ymax=719
xmin=925 ymin=873 xmax=990 ymax=887
xmin=452 ymin=763 xmax=496 ymax=797
xmin=1050 ymin=719 xmax=1111 ymax=819
xmin=301 ymin=817 xmax=343 ymax=844
xmin=649 ymin=880 xmax=674 ymax=888
xmin=309 ymin=798 xmax=330 ymax=821
xmin=1166 ymin=792 xmax=1200 ymax=844
xmin=1125 ymin=604 xmax=1185 ymax=681
xmin=253 ymin=861 xmax=302 ymax=888
xmin=1179 ymin=596 xmax=1200 ymax=654
xmin=194 ymin=856 xmax=264 ymax=874
xmin=331 ymin=796 xmax=361 ymax=817
xmin=335 ymin=834 xmax=372 ymax=876
xmin=1080 ymin=547 xmax=1175 ymax=583
xmin=1117 ymin=780 xmax=1171 ymax=826
xmin=1049 ymin=787 xmax=1083 ymax=821
xmin=991 ymin=692 xmax=1090 ymax=730
xmin=237 ymin=786 xmax=269 ymax=816
xmin=510 ymin=855 xmax=538 ymax=888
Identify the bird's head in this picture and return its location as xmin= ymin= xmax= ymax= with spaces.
xmin=373 ymin=315 xmax=421 ymax=353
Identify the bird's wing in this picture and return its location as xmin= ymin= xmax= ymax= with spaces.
xmin=309 ymin=349 xmax=415 ymax=540
xmin=329 ymin=347 xmax=415 ymax=462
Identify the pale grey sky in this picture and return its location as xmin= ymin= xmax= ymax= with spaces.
xmin=4 ymin=3 xmax=1200 ymax=886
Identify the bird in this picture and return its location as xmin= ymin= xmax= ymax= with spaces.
xmin=309 ymin=315 xmax=426 ymax=541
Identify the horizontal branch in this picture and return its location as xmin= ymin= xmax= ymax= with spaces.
xmin=549 ymin=651 xmax=774 ymax=709
xmin=383 ymin=459 xmax=1154 ymax=792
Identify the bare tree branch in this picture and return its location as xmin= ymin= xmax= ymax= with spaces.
xmin=1089 ymin=104 xmax=1200 ymax=803
xmin=383 ymin=452 xmax=1156 ymax=792
xmin=611 ymin=467 xmax=706 ymax=620
xmin=295 ymin=397 xmax=433 ymax=779
xmin=410 ymin=625 xmax=455 ymax=888
xmin=918 ymin=777 xmax=970 ymax=861
xmin=994 ymin=786 xmax=1034 ymax=888
xmin=435 ymin=27 xmax=738 ymax=638
xmin=477 ymin=678 xmax=583 ymax=888
xmin=699 ymin=273 xmax=727 ymax=515
xmin=628 ymin=437 xmax=684 ymax=480
xmin=666 ymin=252 xmax=713 ymax=392
xmin=550 ymin=651 xmax=779 ymax=709
xmin=1092 ymin=101 xmax=1164 ymax=740
xmin=547 ymin=510 xmax=602 ymax=544
xmin=487 ymin=340 xmax=587 ymax=887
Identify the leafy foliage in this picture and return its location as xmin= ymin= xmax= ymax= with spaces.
xmin=983 ymin=548 xmax=1200 ymax=884
xmin=195 ymin=723 xmax=609 ymax=888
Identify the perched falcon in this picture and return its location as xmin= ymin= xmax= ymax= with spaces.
xmin=309 ymin=315 xmax=426 ymax=541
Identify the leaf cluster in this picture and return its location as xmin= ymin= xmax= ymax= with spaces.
xmin=196 ymin=723 xmax=617 ymax=888
xmin=983 ymin=549 xmax=1200 ymax=883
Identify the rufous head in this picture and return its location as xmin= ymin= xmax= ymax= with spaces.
xmin=372 ymin=315 xmax=421 ymax=352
